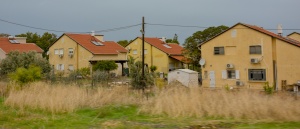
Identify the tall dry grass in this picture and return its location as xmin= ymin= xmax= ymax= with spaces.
xmin=140 ymin=86 xmax=300 ymax=121
xmin=4 ymin=82 xmax=140 ymax=113
xmin=4 ymin=82 xmax=300 ymax=121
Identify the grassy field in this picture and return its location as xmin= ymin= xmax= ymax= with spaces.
xmin=1 ymin=81 xmax=300 ymax=128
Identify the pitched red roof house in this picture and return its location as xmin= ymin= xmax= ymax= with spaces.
xmin=0 ymin=37 xmax=43 ymax=54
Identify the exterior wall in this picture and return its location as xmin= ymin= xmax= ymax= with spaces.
xmin=0 ymin=48 xmax=6 ymax=60
xmin=276 ymin=39 xmax=300 ymax=86
xmin=126 ymin=38 xmax=170 ymax=73
xmin=201 ymin=24 xmax=275 ymax=89
xmin=288 ymin=33 xmax=300 ymax=42
xmin=49 ymin=35 xmax=93 ymax=74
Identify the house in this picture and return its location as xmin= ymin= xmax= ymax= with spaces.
xmin=287 ymin=32 xmax=300 ymax=42
xmin=48 ymin=33 xmax=127 ymax=76
xmin=125 ymin=37 xmax=188 ymax=73
xmin=199 ymin=23 xmax=300 ymax=90
xmin=0 ymin=36 xmax=43 ymax=60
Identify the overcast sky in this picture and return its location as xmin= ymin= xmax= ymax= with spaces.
xmin=1 ymin=0 xmax=299 ymax=44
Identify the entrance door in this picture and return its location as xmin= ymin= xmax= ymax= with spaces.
xmin=209 ymin=71 xmax=215 ymax=87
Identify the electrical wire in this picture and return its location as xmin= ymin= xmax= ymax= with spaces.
xmin=0 ymin=18 xmax=141 ymax=33
xmin=147 ymin=22 xmax=300 ymax=30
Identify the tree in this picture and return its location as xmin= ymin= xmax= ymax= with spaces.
xmin=16 ymin=32 xmax=57 ymax=57
xmin=117 ymin=40 xmax=129 ymax=47
xmin=0 ymin=51 xmax=51 ymax=75
xmin=92 ymin=60 xmax=118 ymax=73
xmin=166 ymin=34 xmax=179 ymax=44
xmin=128 ymin=56 xmax=154 ymax=91
xmin=0 ymin=33 xmax=10 ymax=37
xmin=183 ymin=25 xmax=229 ymax=69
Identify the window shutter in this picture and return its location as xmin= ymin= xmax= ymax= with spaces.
xmin=56 ymin=64 xmax=59 ymax=70
xmin=222 ymin=70 xmax=227 ymax=79
xmin=236 ymin=70 xmax=240 ymax=79
xmin=61 ymin=64 xmax=64 ymax=70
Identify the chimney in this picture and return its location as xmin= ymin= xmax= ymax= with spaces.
xmin=91 ymin=31 xmax=95 ymax=36
xmin=277 ymin=24 xmax=283 ymax=36
xmin=160 ymin=37 xmax=166 ymax=42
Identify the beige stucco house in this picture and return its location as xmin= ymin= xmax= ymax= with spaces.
xmin=48 ymin=33 xmax=127 ymax=76
xmin=199 ymin=23 xmax=300 ymax=90
xmin=125 ymin=37 xmax=188 ymax=73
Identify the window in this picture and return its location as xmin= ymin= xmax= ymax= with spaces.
xmin=54 ymin=49 xmax=59 ymax=55
xmin=222 ymin=70 xmax=240 ymax=79
xmin=59 ymin=48 xmax=64 ymax=55
xmin=68 ymin=48 xmax=74 ymax=54
xmin=133 ymin=49 xmax=137 ymax=55
xmin=56 ymin=64 xmax=64 ymax=71
xmin=227 ymin=70 xmax=236 ymax=79
xmin=91 ymin=41 xmax=103 ymax=46
xmin=68 ymin=65 xmax=74 ymax=71
xmin=214 ymin=47 xmax=224 ymax=55
xmin=248 ymin=69 xmax=266 ymax=81
xmin=144 ymin=49 xmax=147 ymax=54
xmin=250 ymin=45 xmax=261 ymax=54
xmin=163 ymin=44 xmax=172 ymax=48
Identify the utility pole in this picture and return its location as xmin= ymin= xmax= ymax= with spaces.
xmin=141 ymin=17 xmax=145 ymax=80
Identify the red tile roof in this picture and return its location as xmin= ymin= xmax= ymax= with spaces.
xmin=64 ymin=33 xmax=127 ymax=55
xmin=170 ymin=55 xmax=191 ymax=63
xmin=0 ymin=37 xmax=43 ymax=54
xmin=200 ymin=23 xmax=300 ymax=48
xmin=242 ymin=23 xmax=300 ymax=47
xmin=141 ymin=37 xmax=183 ymax=55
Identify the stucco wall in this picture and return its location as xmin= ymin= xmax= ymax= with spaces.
xmin=276 ymin=39 xmax=300 ymax=86
xmin=201 ymin=24 xmax=275 ymax=89
xmin=0 ymin=48 xmax=6 ymax=60
xmin=49 ymin=35 xmax=93 ymax=74
xmin=168 ymin=69 xmax=198 ymax=87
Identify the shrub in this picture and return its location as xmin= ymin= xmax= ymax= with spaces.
xmin=150 ymin=65 xmax=157 ymax=72
xmin=9 ymin=65 xmax=41 ymax=86
xmin=0 ymin=51 xmax=51 ymax=75
xmin=92 ymin=60 xmax=118 ymax=72
xmin=263 ymin=82 xmax=274 ymax=94
xmin=78 ymin=67 xmax=90 ymax=77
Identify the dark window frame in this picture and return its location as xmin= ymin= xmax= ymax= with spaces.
xmin=227 ymin=70 xmax=236 ymax=79
xmin=249 ymin=45 xmax=262 ymax=54
xmin=248 ymin=69 xmax=266 ymax=81
xmin=214 ymin=47 xmax=225 ymax=55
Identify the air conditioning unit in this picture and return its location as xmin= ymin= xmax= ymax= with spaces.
xmin=226 ymin=64 xmax=234 ymax=68
xmin=250 ymin=58 xmax=260 ymax=64
xmin=236 ymin=81 xmax=243 ymax=86
xmin=68 ymin=53 xmax=73 ymax=58
xmin=59 ymin=54 xmax=63 ymax=58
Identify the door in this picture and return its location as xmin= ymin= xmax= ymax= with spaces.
xmin=209 ymin=71 xmax=215 ymax=87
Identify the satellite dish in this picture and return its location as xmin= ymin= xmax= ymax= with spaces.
xmin=199 ymin=58 xmax=205 ymax=66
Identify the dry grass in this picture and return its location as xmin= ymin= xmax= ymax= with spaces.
xmin=4 ymin=82 xmax=139 ymax=113
xmin=140 ymin=86 xmax=300 ymax=121
xmin=4 ymin=81 xmax=300 ymax=121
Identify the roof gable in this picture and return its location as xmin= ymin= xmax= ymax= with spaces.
xmin=200 ymin=23 xmax=300 ymax=48
xmin=0 ymin=37 xmax=43 ymax=54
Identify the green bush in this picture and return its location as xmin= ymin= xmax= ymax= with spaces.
xmin=9 ymin=65 xmax=42 ymax=86
xmin=92 ymin=60 xmax=118 ymax=72
xmin=263 ymin=82 xmax=274 ymax=94
xmin=0 ymin=51 xmax=51 ymax=75
xmin=78 ymin=67 xmax=90 ymax=77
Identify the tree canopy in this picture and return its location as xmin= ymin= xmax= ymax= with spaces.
xmin=16 ymin=32 xmax=57 ymax=57
xmin=183 ymin=25 xmax=229 ymax=66
xmin=166 ymin=34 xmax=179 ymax=44
xmin=0 ymin=51 xmax=51 ymax=75
xmin=117 ymin=40 xmax=129 ymax=47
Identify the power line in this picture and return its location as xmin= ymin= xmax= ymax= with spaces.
xmin=0 ymin=18 xmax=141 ymax=33
xmin=146 ymin=22 xmax=300 ymax=30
